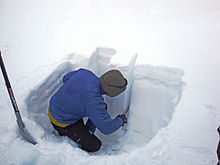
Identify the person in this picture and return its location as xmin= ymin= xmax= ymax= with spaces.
xmin=48 ymin=68 xmax=128 ymax=152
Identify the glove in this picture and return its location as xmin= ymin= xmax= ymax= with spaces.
xmin=118 ymin=114 xmax=127 ymax=126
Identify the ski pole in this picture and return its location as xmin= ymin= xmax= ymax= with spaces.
xmin=0 ymin=51 xmax=37 ymax=145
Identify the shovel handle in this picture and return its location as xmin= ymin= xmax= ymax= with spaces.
xmin=0 ymin=51 xmax=19 ymax=113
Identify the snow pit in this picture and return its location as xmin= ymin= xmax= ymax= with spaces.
xmin=24 ymin=47 xmax=185 ymax=155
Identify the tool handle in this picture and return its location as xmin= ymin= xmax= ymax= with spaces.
xmin=0 ymin=51 xmax=19 ymax=113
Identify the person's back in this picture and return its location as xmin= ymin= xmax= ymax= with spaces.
xmin=50 ymin=68 xmax=101 ymax=125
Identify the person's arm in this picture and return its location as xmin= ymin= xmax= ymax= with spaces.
xmin=85 ymin=103 xmax=109 ymax=133
xmin=85 ymin=92 xmax=123 ymax=135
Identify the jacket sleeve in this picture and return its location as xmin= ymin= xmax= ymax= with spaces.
xmin=85 ymin=91 xmax=123 ymax=135
xmin=62 ymin=71 xmax=77 ymax=83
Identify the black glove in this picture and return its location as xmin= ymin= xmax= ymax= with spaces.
xmin=118 ymin=114 xmax=127 ymax=126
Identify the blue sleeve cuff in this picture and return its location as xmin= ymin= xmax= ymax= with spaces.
xmin=116 ymin=115 xmax=124 ymax=127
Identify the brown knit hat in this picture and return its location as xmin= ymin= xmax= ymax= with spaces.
xmin=101 ymin=70 xmax=127 ymax=97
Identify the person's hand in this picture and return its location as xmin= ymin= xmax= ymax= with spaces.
xmin=118 ymin=114 xmax=127 ymax=126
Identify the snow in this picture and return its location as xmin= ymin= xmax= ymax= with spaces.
xmin=0 ymin=0 xmax=220 ymax=164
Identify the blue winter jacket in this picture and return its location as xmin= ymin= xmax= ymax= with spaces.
xmin=49 ymin=68 xmax=123 ymax=135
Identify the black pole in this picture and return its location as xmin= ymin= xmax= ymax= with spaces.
xmin=0 ymin=53 xmax=19 ymax=113
xmin=0 ymin=51 xmax=37 ymax=145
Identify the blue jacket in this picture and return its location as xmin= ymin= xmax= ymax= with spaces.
xmin=49 ymin=68 xmax=123 ymax=135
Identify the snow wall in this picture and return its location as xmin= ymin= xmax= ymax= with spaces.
xmin=22 ymin=47 xmax=185 ymax=155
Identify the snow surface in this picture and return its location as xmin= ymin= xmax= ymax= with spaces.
xmin=0 ymin=0 xmax=220 ymax=165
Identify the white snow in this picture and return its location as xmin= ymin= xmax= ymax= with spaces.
xmin=0 ymin=0 xmax=220 ymax=165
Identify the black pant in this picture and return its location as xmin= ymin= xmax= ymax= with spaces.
xmin=52 ymin=119 xmax=102 ymax=152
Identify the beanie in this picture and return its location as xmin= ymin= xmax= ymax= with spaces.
xmin=101 ymin=70 xmax=127 ymax=97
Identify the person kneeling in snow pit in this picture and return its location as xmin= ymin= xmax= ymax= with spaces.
xmin=48 ymin=68 xmax=128 ymax=152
